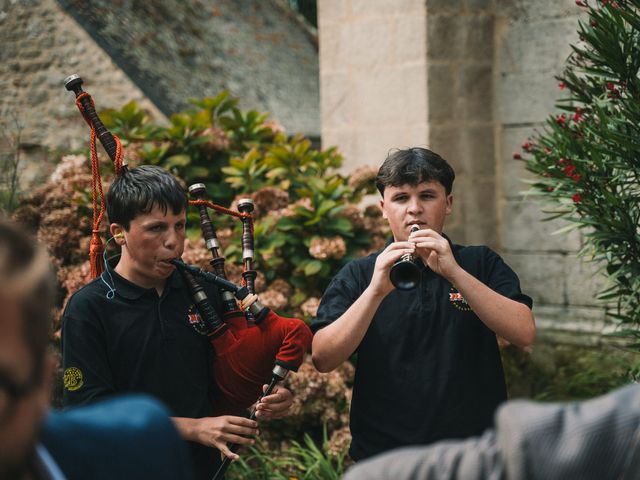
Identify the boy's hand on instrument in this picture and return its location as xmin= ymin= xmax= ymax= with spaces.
xmin=370 ymin=241 xmax=416 ymax=296
xmin=409 ymin=228 xmax=460 ymax=280
xmin=255 ymin=385 xmax=293 ymax=420
xmin=195 ymin=416 xmax=258 ymax=460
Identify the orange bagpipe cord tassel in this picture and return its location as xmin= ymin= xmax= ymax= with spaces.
xmin=75 ymin=93 xmax=124 ymax=278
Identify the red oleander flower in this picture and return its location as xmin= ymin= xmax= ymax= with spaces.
xmin=607 ymin=82 xmax=617 ymax=91
xmin=572 ymin=173 xmax=582 ymax=182
xmin=521 ymin=141 xmax=534 ymax=152
xmin=563 ymin=165 xmax=576 ymax=176
xmin=559 ymin=82 xmax=567 ymax=90
xmin=556 ymin=114 xmax=567 ymax=125
xmin=572 ymin=193 xmax=582 ymax=203
xmin=573 ymin=107 xmax=584 ymax=122
xmin=512 ymin=151 xmax=522 ymax=160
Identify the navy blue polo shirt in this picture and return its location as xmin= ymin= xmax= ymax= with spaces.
xmin=61 ymin=257 xmax=222 ymax=479
xmin=312 ymin=238 xmax=533 ymax=462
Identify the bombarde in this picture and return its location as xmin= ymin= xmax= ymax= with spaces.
xmin=390 ymin=224 xmax=421 ymax=290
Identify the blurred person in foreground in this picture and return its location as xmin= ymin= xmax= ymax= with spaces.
xmin=312 ymin=147 xmax=536 ymax=461
xmin=344 ymin=382 xmax=640 ymax=479
xmin=0 ymin=217 xmax=193 ymax=480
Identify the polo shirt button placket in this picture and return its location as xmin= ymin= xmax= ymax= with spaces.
xmin=157 ymin=295 xmax=168 ymax=339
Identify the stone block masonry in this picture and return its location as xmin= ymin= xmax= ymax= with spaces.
xmin=318 ymin=0 xmax=612 ymax=344
xmin=0 ymin=0 xmax=163 ymax=186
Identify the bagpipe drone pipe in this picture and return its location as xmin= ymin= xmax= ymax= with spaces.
xmin=183 ymin=185 xmax=313 ymax=479
xmin=184 ymin=182 xmax=313 ymax=414
xmin=64 ymin=74 xmax=313 ymax=434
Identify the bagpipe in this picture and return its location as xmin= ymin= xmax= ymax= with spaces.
xmin=65 ymin=75 xmax=313 ymax=478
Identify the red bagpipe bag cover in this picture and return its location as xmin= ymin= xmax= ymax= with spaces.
xmin=209 ymin=309 xmax=313 ymax=415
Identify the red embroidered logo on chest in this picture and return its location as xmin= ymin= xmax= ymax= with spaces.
xmin=187 ymin=305 xmax=208 ymax=335
xmin=449 ymin=287 xmax=472 ymax=312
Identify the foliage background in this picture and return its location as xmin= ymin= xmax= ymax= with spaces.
xmin=518 ymin=0 xmax=640 ymax=344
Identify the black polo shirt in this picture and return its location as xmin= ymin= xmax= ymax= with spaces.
xmin=61 ymin=257 xmax=222 ymax=479
xmin=312 ymin=239 xmax=533 ymax=462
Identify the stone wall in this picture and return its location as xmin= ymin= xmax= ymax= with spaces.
xmin=318 ymin=0 xmax=612 ymax=342
xmin=495 ymin=0 xmax=611 ymax=344
xmin=318 ymin=0 xmax=429 ymax=173
xmin=0 ymin=0 xmax=164 ymax=186
xmin=424 ymin=0 xmax=497 ymax=246
xmin=0 ymin=0 xmax=320 ymax=189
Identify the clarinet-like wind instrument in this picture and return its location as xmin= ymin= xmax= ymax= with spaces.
xmin=390 ymin=224 xmax=421 ymax=290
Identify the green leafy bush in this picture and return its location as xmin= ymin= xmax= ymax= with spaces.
xmin=100 ymin=92 xmax=385 ymax=313
xmin=518 ymin=0 xmax=640 ymax=341
xmin=502 ymin=342 xmax=640 ymax=401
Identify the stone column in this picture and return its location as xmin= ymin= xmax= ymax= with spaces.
xmin=425 ymin=0 xmax=496 ymax=246
xmin=318 ymin=0 xmax=495 ymax=246
xmin=318 ymin=0 xmax=429 ymax=172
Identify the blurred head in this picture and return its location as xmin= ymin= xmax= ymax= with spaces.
xmin=0 ymin=218 xmax=55 ymax=478
xmin=375 ymin=147 xmax=455 ymax=196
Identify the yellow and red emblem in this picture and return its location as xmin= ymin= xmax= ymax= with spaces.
xmin=449 ymin=286 xmax=472 ymax=312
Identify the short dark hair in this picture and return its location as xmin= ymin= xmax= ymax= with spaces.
xmin=375 ymin=147 xmax=455 ymax=196
xmin=0 ymin=218 xmax=54 ymax=367
xmin=107 ymin=165 xmax=187 ymax=229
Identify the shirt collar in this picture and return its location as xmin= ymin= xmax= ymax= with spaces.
xmin=102 ymin=255 xmax=183 ymax=300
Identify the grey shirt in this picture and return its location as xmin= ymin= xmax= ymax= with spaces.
xmin=344 ymin=383 xmax=640 ymax=480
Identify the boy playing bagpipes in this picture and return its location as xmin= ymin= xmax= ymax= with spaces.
xmin=61 ymin=165 xmax=295 ymax=479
